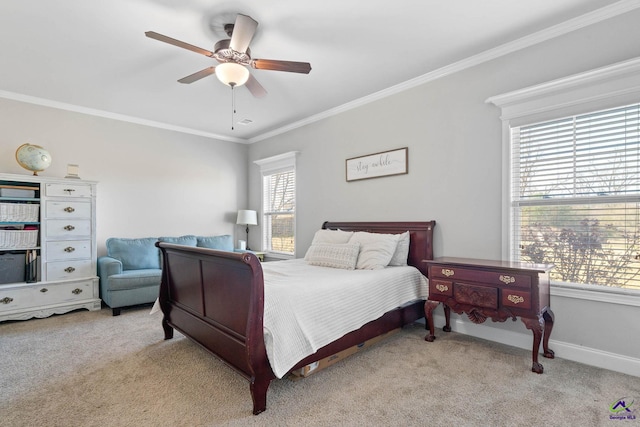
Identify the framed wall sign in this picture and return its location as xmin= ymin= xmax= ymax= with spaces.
xmin=346 ymin=147 xmax=408 ymax=182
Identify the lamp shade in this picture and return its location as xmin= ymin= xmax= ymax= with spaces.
xmin=236 ymin=209 xmax=258 ymax=226
xmin=216 ymin=62 xmax=250 ymax=87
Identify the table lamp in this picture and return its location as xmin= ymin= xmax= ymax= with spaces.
xmin=236 ymin=209 xmax=258 ymax=250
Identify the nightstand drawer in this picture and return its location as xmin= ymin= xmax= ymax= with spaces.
xmin=430 ymin=265 xmax=531 ymax=289
xmin=429 ymin=279 xmax=453 ymax=297
xmin=453 ymin=283 xmax=498 ymax=309
xmin=502 ymin=289 xmax=532 ymax=310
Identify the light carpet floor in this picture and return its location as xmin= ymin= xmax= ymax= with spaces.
xmin=1 ymin=306 xmax=639 ymax=426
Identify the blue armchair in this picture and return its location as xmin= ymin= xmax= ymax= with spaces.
xmin=98 ymin=235 xmax=234 ymax=315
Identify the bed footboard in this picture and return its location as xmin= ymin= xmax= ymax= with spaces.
xmin=155 ymin=220 xmax=435 ymax=414
xmin=156 ymin=242 xmax=273 ymax=414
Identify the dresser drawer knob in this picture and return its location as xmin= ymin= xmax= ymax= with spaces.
xmin=441 ymin=268 xmax=454 ymax=277
xmin=500 ymin=275 xmax=516 ymax=284
xmin=436 ymin=284 xmax=449 ymax=293
xmin=63 ymin=206 xmax=75 ymax=213
xmin=64 ymin=225 xmax=75 ymax=231
xmin=64 ymin=246 xmax=75 ymax=253
xmin=64 ymin=267 xmax=76 ymax=273
xmin=64 ymin=188 xmax=76 ymax=194
xmin=72 ymin=288 xmax=83 ymax=295
xmin=0 ymin=297 xmax=14 ymax=304
xmin=40 ymin=288 xmax=48 ymax=293
xmin=507 ymin=294 xmax=525 ymax=304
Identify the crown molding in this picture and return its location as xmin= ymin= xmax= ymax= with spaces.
xmin=0 ymin=90 xmax=247 ymax=144
xmin=2 ymin=0 xmax=638 ymax=144
xmin=249 ymin=0 xmax=640 ymax=143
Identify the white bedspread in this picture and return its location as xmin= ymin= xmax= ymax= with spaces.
xmin=262 ymin=259 xmax=428 ymax=378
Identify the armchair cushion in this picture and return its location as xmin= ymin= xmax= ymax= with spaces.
xmin=107 ymin=269 xmax=163 ymax=291
xmin=106 ymin=237 xmax=160 ymax=270
xmin=158 ymin=235 xmax=197 ymax=246
xmin=196 ymin=234 xmax=234 ymax=251
xmin=98 ymin=256 xmax=123 ymax=277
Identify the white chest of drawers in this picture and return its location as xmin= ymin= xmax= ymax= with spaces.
xmin=0 ymin=173 xmax=99 ymax=321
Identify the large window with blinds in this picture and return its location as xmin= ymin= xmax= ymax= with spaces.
xmin=262 ymin=169 xmax=295 ymax=255
xmin=511 ymin=103 xmax=640 ymax=290
xmin=255 ymin=152 xmax=297 ymax=257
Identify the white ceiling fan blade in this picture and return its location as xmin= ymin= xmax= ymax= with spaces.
xmin=229 ymin=14 xmax=258 ymax=54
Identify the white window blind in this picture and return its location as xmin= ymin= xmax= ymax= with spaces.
xmin=512 ymin=103 xmax=640 ymax=290
xmin=254 ymin=152 xmax=298 ymax=257
xmin=262 ymin=169 xmax=295 ymax=255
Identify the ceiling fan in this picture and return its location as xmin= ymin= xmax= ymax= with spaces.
xmin=145 ymin=13 xmax=312 ymax=98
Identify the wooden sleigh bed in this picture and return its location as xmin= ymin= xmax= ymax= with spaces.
xmin=156 ymin=220 xmax=435 ymax=414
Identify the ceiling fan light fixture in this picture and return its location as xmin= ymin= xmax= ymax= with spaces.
xmin=216 ymin=62 xmax=250 ymax=87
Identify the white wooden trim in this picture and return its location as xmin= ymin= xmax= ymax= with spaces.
xmin=551 ymin=283 xmax=640 ymax=307
xmin=486 ymin=57 xmax=640 ymax=126
xmin=431 ymin=314 xmax=640 ymax=377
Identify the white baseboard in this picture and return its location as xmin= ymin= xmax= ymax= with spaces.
xmin=429 ymin=314 xmax=640 ymax=377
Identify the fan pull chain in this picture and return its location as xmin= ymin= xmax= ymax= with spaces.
xmin=231 ymin=84 xmax=237 ymax=130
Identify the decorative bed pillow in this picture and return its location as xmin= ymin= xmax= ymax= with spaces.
xmin=310 ymin=229 xmax=354 ymax=245
xmin=348 ymin=231 xmax=399 ymax=270
xmin=304 ymin=242 xmax=361 ymax=270
xmin=388 ymin=231 xmax=410 ymax=266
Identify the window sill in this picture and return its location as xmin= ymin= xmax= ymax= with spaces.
xmin=264 ymin=252 xmax=294 ymax=261
xmin=551 ymin=282 xmax=640 ymax=307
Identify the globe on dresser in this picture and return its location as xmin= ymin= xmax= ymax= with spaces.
xmin=15 ymin=143 xmax=52 ymax=176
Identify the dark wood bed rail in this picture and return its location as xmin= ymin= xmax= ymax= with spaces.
xmin=157 ymin=220 xmax=436 ymax=415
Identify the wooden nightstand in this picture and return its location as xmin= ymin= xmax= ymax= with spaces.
xmin=235 ymin=250 xmax=265 ymax=262
xmin=424 ymin=257 xmax=555 ymax=374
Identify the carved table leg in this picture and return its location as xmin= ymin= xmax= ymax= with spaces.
xmin=442 ymin=304 xmax=452 ymax=332
xmin=424 ymin=300 xmax=439 ymax=342
xmin=542 ymin=308 xmax=555 ymax=359
xmin=521 ymin=315 xmax=545 ymax=374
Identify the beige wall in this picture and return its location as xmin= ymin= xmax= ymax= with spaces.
xmin=1 ymin=8 xmax=639 ymax=375
xmin=247 ymin=10 xmax=640 ymax=375
xmin=0 ymin=98 xmax=248 ymax=255
xmin=248 ymin=9 xmax=640 ymax=259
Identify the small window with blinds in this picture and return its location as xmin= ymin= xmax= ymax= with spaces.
xmin=262 ymin=168 xmax=295 ymax=256
xmin=511 ymin=103 xmax=640 ymax=290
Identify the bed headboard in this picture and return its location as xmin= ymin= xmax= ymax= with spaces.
xmin=321 ymin=221 xmax=436 ymax=276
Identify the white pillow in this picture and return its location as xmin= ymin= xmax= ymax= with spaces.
xmin=310 ymin=229 xmax=354 ymax=245
xmin=305 ymin=242 xmax=360 ymax=270
xmin=348 ymin=231 xmax=399 ymax=270
xmin=388 ymin=231 xmax=410 ymax=266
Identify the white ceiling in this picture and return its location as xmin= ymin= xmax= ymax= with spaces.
xmin=0 ymin=0 xmax=634 ymax=143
